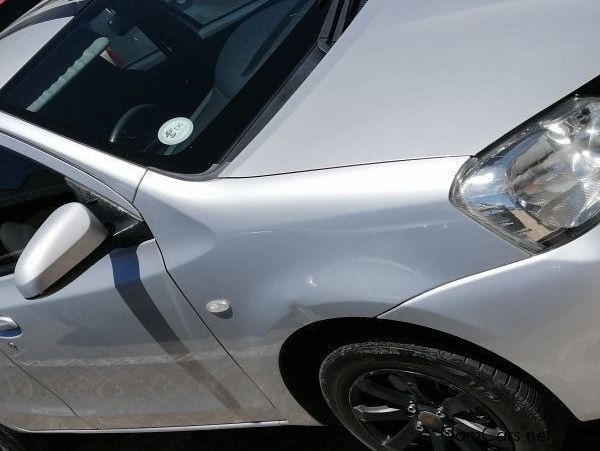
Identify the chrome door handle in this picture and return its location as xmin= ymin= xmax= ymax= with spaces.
xmin=0 ymin=316 xmax=22 ymax=338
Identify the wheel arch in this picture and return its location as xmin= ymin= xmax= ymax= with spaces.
xmin=278 ymin=317 xmax=575 ymax=425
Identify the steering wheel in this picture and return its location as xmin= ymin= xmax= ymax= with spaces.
xmin=110 ymin=104 xmax=171 ymax=153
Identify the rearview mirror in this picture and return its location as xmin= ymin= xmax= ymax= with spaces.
xmin=15 ymin=203 xmax=108 ymax=299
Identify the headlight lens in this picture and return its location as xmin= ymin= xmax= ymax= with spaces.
xmin=451 ymin=97 xmax=600 ymax=253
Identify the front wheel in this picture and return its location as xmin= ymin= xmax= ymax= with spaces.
xmin=0 ymin=427 xmax=28 ymax=451
xmin=319 ymin=342 xmax=566 ymax=451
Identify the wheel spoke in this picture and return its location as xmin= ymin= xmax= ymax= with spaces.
xmin=352 ymin=404 xmax=409 ymax=422
xmin=355 ymin=378 xmax=412 ymax=407
xmin=384 ymin=419 xmax=422 ymax=449
xmin=441 ymin=393 xmax=476 ymax=416
xmin=479 ymin=427 xmax=512 ymax=449
xmin=388 ymin=373 xmax=434 ymax=405
xmin=454 ymin=418 xmax=511 ymax=448
xmin=430 ymin=432 xmax=448 ymax=451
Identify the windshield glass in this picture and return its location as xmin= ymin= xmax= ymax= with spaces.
xmin=0 ymin=0 xmax=330 ymax=174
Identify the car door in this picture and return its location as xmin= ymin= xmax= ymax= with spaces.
xmin=0 ymin=143 xmax=275 ymax=431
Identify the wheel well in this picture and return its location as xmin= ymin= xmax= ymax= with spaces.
xmin=279 ymin=317 xmax=575 ymax=425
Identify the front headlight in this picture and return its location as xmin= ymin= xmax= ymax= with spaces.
xmin=451 ymin=97 xmax=600 ymax=253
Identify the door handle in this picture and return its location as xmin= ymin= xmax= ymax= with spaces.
xmin=0 ymin=316 xmax=22 ymax=338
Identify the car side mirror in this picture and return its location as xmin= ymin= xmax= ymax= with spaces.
xmin=15 ymin=203 xmax=108 ymax=299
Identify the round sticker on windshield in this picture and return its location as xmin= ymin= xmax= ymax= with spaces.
xmin=158 ymin=118 xmax=194 ymax=145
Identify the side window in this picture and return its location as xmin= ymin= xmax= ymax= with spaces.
xmin=0 ymin=148 xmax=76 ymax=275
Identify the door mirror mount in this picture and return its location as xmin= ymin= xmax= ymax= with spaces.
xmin=14 ymin=203 xmax=108 ymax=299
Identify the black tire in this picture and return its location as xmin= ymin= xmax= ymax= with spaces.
xmin=319 ymin=342 xmax=567 ymax=451
xmin=0 ymin=427 xmax=27 ymax=451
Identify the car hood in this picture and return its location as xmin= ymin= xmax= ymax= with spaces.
xmin=221 ymin=0 xmax=600 ymax=177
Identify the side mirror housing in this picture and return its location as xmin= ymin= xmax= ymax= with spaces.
xmin=15 ymin=203 xmax=108 ymax=299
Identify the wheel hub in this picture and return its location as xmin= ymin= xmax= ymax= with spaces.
xmin=417 ymin=411 xmax=443 ymax=431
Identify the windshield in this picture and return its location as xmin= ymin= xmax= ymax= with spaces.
xmin=0 ymin=0 xmax=331 ymax=174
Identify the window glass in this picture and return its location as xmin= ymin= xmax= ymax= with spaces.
xmin=0 ymin=148 xmax=76 ymax=274
xmin=0 ymin=0 xmax=331 ymax=174
xmin=168 ymin=0 xmax=258 ymax=25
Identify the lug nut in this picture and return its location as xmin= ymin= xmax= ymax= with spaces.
xmin=415 ymin=421 xmax=424 ymax=432
xmin=407 ymin=403 xmax=417 ymax=414
xmin=443 ymin=427 xmax=453 ymax=437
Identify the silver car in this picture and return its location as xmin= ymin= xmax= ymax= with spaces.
xmin=0 ymin=0 xmax=599 ymax=450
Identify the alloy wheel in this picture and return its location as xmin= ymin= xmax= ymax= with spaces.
xmin=349 ymin=369 xmax=514 ymax=451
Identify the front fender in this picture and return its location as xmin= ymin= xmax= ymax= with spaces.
xmin=135 ymin=157 xmax=527 ymax=423
xmin=380 ymin=224 xmax=600 ymax=421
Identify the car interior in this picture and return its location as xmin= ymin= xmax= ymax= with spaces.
xmin=0 ymin=149 xmax=76 ymax=275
